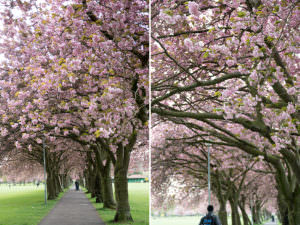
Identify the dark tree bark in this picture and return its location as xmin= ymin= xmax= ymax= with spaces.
xmin=214 ymin=171 xmax=229 ymax=225
xmin=239 ymin=196 xmax=251 ymax=225
xmin=287 ymin=185 xmax=300 ymax=225
xmin=113 ymin=143 xmax=133 ymax=222
xmin=94 ymin=171 xmax=103 ymax=203
xmin=94 ymin=145 xmax=116 ymax=209
xmin=229 ymin=197 xmax=242 ymax=225
xmin=47 ymin=175 xmax=57 ymax=200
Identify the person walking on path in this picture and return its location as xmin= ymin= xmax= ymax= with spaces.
xmin=199 ymin=205 xmax=222 ymax=225
xmin=75 ymin=180 xmax=79 ymax=191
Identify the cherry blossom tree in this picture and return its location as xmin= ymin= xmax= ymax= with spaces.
xmin=151 ymin=1 xmax=299 ymax=224
xmin=0 ymin=0 xmax=148 ymax=222
xmin=151 ymin=121 xmax=278 ymax=225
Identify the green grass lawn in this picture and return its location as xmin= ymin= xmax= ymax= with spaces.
xmin=151 ymin=215 xmax=276 ymax=225
xmin=0 ymin=184 xmax=66 ymax=225
xmin=86 ymin=182 xmax=149 ymax=225
xmin=151 ymin=216 xmax=200 ymax=225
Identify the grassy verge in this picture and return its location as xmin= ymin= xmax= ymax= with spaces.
xmin=0 ymin=185 xmax=67 ymax=225
xmin=85 ymin=182 xmax=149 ymax=225
xmin=151 ymin=215 xmax=277 ymax=225
xmin=151 ymin=216 xmax=200 ymax=225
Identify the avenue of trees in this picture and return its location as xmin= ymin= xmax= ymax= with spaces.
xmin=0 ymin=0 xmax=148 ymax=223
xmin=151 ymin=1 xmax=299 ymax=225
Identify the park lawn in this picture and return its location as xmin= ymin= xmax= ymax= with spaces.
xmin=86 ymin=182 xmax=149 ymax=225
xmin=151 ymin=215 xmax=273 ymax=225
xmin=0 ymin=185 xmax=66 ymax=225
xmin=151 ymin=216 xmax=200 ymax=225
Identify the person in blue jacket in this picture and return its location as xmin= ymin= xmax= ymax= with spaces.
xmin=199 ymin=205 xmax=222 ymax=225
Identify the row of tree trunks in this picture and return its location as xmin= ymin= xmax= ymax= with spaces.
xmin=85 ymin=151 xmax=96 ymax=197
xmin=99 ymin=160 xmax=115 ymax=208
xmin=46 ymin=168 xmax=63 ymax=200
xmin=214 ymin=171 xmax=229 ymax=225
xmin=274 ymin=161 xmax=300 ymax=225
xmin=218 ymin=199 xmax=228 ymax=225
xmin=229 ymin=197 xmax=242 ymax=225
xmin=83 ymin=132 xmax=137 ymax=223
xmin=239 ymin=196 xmax=252 ymax=225
xmin=85 ymin=148 xmax=116 ymax=209
xmin=44 ymin=151 xmax=66 ymax=200
xmin=60 ymin=174 xmax=71 ymax=189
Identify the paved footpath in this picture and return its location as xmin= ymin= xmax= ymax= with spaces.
xmin=39 ymin=188 xmax=105 ymax=225
xmin=263 ymin=220 xmax=279 ymax=225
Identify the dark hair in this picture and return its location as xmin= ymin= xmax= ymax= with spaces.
xmin=207 ymin=205 xmax=214 ymax=212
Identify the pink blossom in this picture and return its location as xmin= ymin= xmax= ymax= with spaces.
xmin=188 ymin=2 xmax=200 ymax=17
xmin=11 ymin=123 xmax=19 ymax=129
xmin=73 ymin=127 xmax=80 ymax=135
xmin=54 ymin=127 xmax=60 ymax=134
xmin=226 ymin=59 xmax=236 ymax=67
xmin=249 ymin=70 xmax=259 ymax=83
xmin=1 ymin=128 xmax=8 ymax=137
xmin=287 ymin=103 xmax=296 ymax=114
xmin=184 ymin=38 xmax=193 ymax=51
xmin=287 ymin=87 xmax=296 ymax=95
xmin=15 ymin=141 xmax=22 ymax=149
xmin=22 ymin=133 xmax=30 ymax=139
xmin=253 ymin=46 xmax=263 ymax=58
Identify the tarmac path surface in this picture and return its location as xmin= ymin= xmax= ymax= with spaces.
xmin=39 ymin=188 xmax=105 ymax=225
xmin=263 ymin=220 xmax=279 ymax=225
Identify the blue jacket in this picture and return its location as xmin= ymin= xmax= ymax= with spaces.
xmin=199 ymin=212 xmax=222 ymax=225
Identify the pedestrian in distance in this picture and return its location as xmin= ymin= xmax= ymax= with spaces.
xmin=75 ymin=180 xmax=79 ymax=191
xmin=199 ymin=205 xmax=222 ymax=225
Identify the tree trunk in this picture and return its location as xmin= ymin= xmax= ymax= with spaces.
xmin=47 ymin=174 xmax=57 ymax=200
xmin=62 ymin=174 xmax=69 ymax=189
xmin=113 ymin=144 xmax=133 ymax=222
xmin=114 ymin=168 xmax=132 ymax=222
xmin=255 ymin=202 xmax=261 ymax=224
xmin=287 ymin=185 xmax=300 ymax=225
xmin=218 ymin=199 xmax=228 ymax=225
xmin=46 ymin=160 xmax=58 ymax=200
xmin=214 ymin=170 xmax=228 ymax=225
xmin=230 ymin=198 xmax=242 ymax=225
xmin=94 ymin=144 xmax=116 ymax=209
xmin=55 ymin=174 xmax=62 ymax=194
xmin=100 ymin=159 xmax=116 ymax=209
xmin=94 ymin=172 xmax=103 ymax=203
xmin=86 ymin=151 xmax=96 ymax=196
xmin=277 ymin=184 xmax=289 ymax=225
xmin=251 ymin=202 xmax=261 ymax=225
xmin=239 ymin=201 xmax=251 ymax=225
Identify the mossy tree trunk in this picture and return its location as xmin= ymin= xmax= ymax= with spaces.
xmin=274 ymin=160 xmax=300 ymax=225
xmin=214 ymin=171 xmax=228 ymax=225
xmin=239 ymin=196 xmax=251 ymax=225
xmin=86 ymin=151 xmax=96 ymax=197
xmin=287 ymin=184 xmax=300 ymax=225
xmin=94 ymin=144 xmax=116 ymax=208
xmin=114 ymin=150 xmax=132 ymax=222
xmin=229 ymin=197 xmax=242 ymax=225
xmin=97 ymin=130 xmax=137 ymax=222
xmin=94 ymin=171 xmax=103 ymax=203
